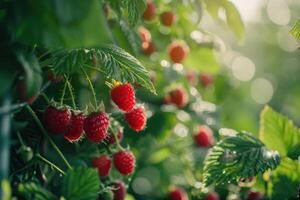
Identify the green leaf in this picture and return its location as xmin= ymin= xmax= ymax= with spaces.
xmin=1 ymin=179 xmax=11 ymax=200
xmin=123 ymin=0 xmax=146 ymax=27
xmin=202 ymin=0 xmax=220 ymax=19
xmin=94 ymin=45 xmax=156 ymax=94
xmin=259 ymin=105 xmax=300 ymax=159
xmin=290 ymin=20 xmax=300 ymax=40
xmin=18 ymin=182 xmax=57 ymax=200
xmin=203 ymin=132 xmax=280 ymax=186
xmin=62 ymin=167 xmax=100 ymax=200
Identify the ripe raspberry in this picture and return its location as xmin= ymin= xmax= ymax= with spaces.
xmin=169 ymin=88 xmax=188 ymax=108
xmin=17 ymin=79 xmax=37 ymax=105
xmin=106 ymin=130 xmax=123 ymax=145
xmin=168 ymin=42 xmax=189 ymax=63
xmin=64 ymin=112 xmax=85 ymax=142
xmin=138 ymin=26 xmax=151 ymax=43
xmin=113 ymin=150 xmax=136 ymax=176
xmin=163 ymin=95 xmax=172 ymax=105
xmin=247 ymin=191 xmax=263 ymax=200
xmin=194 ymin=126 xmax=213 ymax=148
xmin=84 ymin=112 xmax=110 ymax=143
xmin=92 ymin=155 xmax=112 ymax=177
xmin=48 ymin=72 xmax=64 ymax=83
xmin=160 ymin=11 xmax=176 ymax=26
xmin=170 ymin=188 xmax=189 ymax=200
xmin=142 ymin=41 xmax=155 ymax=56
xmin=124 ymin=107 xmax=147 ymax=131
xmin=200 ymin=74 xmax=214 ymax=88
xmin=205 ymin=192 xmax=219 ymax=200
xmin=111 ymin=83 xmax=136 ymax=112
xmin=143 ymin=0 xmax=156 ymax=20
xmin=44 ymin=106 xmax=71 ymax=134
xmin=112 ymin=181 xmax=126 ymax=200
xmin=185 ymin=70 xmax=198 ymax=86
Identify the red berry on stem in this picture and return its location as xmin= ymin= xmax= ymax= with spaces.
xmin=194 ymin=126 xmax=213 ymax=148
xmin=125 ymin=107 xmax=147 ymax=131
xmin=113 ymin=150 xmax=136 ymax=176
xmin=200 ymin=74 xmax=214 ymax=88
xmin=106 ymin=130 xmax=123 ymax=145
xmin=170 ymin=188 xmax=189 ymax=200
xmin=168 ymin=42 xmax=189 ymax=63
xmin=169 ymin=88 xmax=188 ymax=108
xmin=161 ymin=11 xmax=176 ymax=26
xmin=112 ymin=181 xmax=126 ymax=200
xmin=84 ymin=112 xmax=110 ymax=143
xmin=64 ymin=112 xmax=85 ymax=142
xmin=17 ymin=80 xmax=37 ymax=105
xmin=247 ymin=191 xmax=263 ymax=200
xmin=44 ymin=106 xmax=71 ymax=134
xmin=92 ymin=155 xmax=112 ymax=177
xmin=205 ymin=192 xmax=219 ymax=200
xmin=143 ymin=0 xmax=155 ymax=20
xmin=138 ymin=26 xmax=151 ymax=43
xmin=111 ymin=83 xmax=136 ymax=112
xmin=142 ymin=41 xmax=155 ymax=56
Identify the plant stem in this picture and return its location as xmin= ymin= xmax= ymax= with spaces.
xmin=9 ymin=160 xmax=35 ymax=178
xmin=25 ymin=105 xmax=72 ymax=170
xmin=65 ymin=77 xmax=76 ymax=109
xmin=60 ymin=81 xmax=68 ymax=106
xmin=16 ymin=132 xmax=25 ymax=146
xmin=40 ymin=93 xmax=50 ymax=104
xmin=81 ymin=66 xmax=98 ymax=108
xmin=109 ymin=126 xmax=124 ymax=151
xmin=36 ymin=154 xmax=65 ymax=175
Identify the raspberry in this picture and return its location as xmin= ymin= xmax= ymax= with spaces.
xmin=44 ymin=106 xmax=71 ymax=134
xmin=112 ymin=181 xmax=126 ymax=200
xmin=170 ymin=188 xmax=189 ymax=200
xmin=247 ymin=191 xmax=263 ymax=200
xmin=161 ymin=11 xmax=176 ymax=26
xmin=205 ymin=192 xmax=219 ymax=200
xmin=124 ymin=107 xmax=147 ymax=131
xmin=17 ymin=79 xmax=37 ymax=105
xmin=143 ymin=0 xmax=155 ymax=20
xmin=84 ymin=112 xmax=110 ymax=143
xmin=138 ymin=26 xmax=151 ymax=43
xmin=106 ymin=130 xmax=123 ymax=145
xmin=113 ymin=150 xmax=136 ymax=176
xmin=168 ymin=42 xmax=189 ymax=63
xmin=163 ymin=95 xmax=172 ymax=105
xmin=194 ymin=126 xmax=213 ymax=148
xmin=111 ymin=83 xmax=136 ymax=112
xmin=64 ymin=112 xmax=85 ymax=142
xmin=185 ymin=70 xmax=198 ymax=86
xmin=142 ymin=41 xmax=155 ymax=56
xmin=92 ymin=155 xmax=112 ymax=177
xmin=48 ymin=72 xmax=64 ymax=83
xmin=169 ymin=88 xmax=188 ymax=108
xmin=200 ymin=74 xmax=214 ymax=88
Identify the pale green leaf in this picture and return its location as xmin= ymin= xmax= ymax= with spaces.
xmin=290 ymin=20 xmax=300 ymax=40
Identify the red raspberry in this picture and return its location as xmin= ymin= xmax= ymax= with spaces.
xmin=161 ymin=11 xmax=176 ymax=26
xmin=163 ymin=95 xmax=172 ymax=105
xmin=138 ymin=26 xmax=151 ymax=43
xmin=112 ymin=181 xmax=126 ymax=200
xmin=113 ymin=150 xmax=136 ymax=176
xmin=186 ymin=70 xmax=198 ymax=86
xmin=170 ymin=188 xmax=189 ymax=200
xmin=48 ymin=72 xmax=64 ymax=83
xmin=200 ymin=74 xmax=214 ymax=88
xmin=143 ymin=0 xmax=156 ymax=20
xmin=106 ymin=130 xmax=123 ymax=145
xmin=205 ymin=192 xmax=219 ymax=200
xmin=169 ymin=88 xmax=188 ymax=108
xmin=64 ymin=112 xmax=85 ymax=142
xmin=92 ymin=155 xmax=112 ymax=177
xmin=124 ymin=107 xmax=147 ymax=131
xmin=111 ymin=83 xmax=136 ymax=112
xmin=194 ymin=126 xmax=213 ymax=148
xmin=44 ymin=106 xmax=71 ymax=134
xmin=168 ymin=42 xmax=189 ymax=63
xmin=17 ymin=79 xmax=37 ymax=105
xmin=84 ymin=112 xmax=110 ymax=143
xmin=247 ymin=191 xmax=263 ymax=200
xmin=142 ymin=41 xmax=155 ymax=56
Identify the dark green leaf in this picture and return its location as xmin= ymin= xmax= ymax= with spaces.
xmin=18 ymin=182 xmax=57 ymax=200
xmin=290 ymin=20 xmax=300 ymax=40
xmin=123 ymin=0 xmax=146 ymax=27
xmin=203 ymin=132 xmax=280 ymax=186
xmin=62 ymin=167 xmax=100 ymax=200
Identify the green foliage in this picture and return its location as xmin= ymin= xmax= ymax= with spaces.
xmin=18 ymin=182 xmax=57 ymax=200
xmin=61 ymin=167 xmax=100 ymax=200
xmin=259 ymin=105 xmax=300 ymax=160
xmin=290 ymin=20 xmax=300 ymax=40
xmin=1 ymin=179 xmax=11 ymax=200
xmin=49 ymin=45 xmax=156 ymax=94
xmin=203 ymin=132 xmax=280 ymax=186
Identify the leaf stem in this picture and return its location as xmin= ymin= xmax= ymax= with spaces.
xmin=25 ymin=105 xmax=72 ymax=170
xmin=65 ymin=77 xmax=76 ymax=109
xmin=60 ymin=81 xmax=68 ymax=106
xmin=80 ymin=66 xmax=98 ymax=108
xmin=36 ymin=154 xmax=65 ymax=175
xmin=16 ymin=131 xmax=25 ymax=146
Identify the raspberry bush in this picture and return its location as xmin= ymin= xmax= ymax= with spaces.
xmin=0 ymin=0 xmax=299 ymax=200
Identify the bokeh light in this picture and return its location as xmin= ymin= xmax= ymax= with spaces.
xmin=231 ymin=56 xmax=256 ymax=81
xmin=251 ymin=78 xmax=274 ymax=104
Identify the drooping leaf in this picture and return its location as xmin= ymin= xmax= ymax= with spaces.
xmin=290 ymin=20 xmax=300 ymax=40
xmin=62 ymin=167 xmax=100 ymax=200
xmin=259 ymin=105 xmax=300 ymax=159
xmin=18 ymin=182 xmax=57 ymax=200
xmin=203 ymin=132 xmax=280 ymax=186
